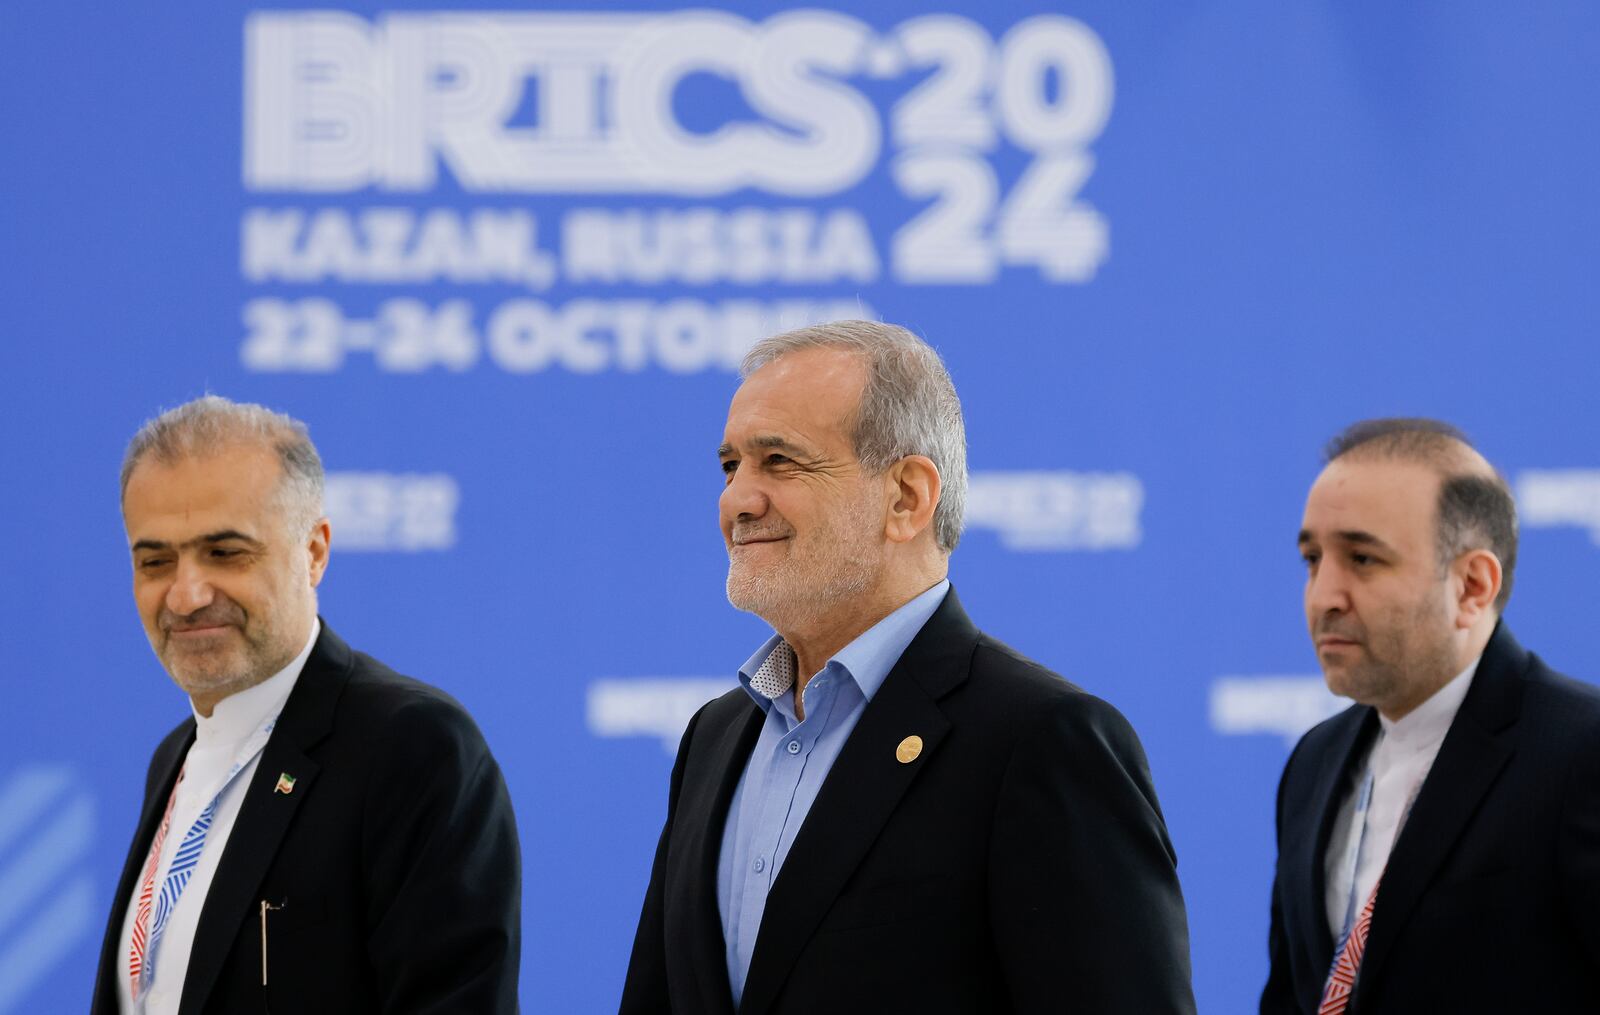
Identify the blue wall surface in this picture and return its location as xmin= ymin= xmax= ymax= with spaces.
xmin=3 ymin=2 xmax=1598 ymax=1011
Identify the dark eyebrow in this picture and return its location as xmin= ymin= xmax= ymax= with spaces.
xmin=131 ymin=530 xmax=265 ymax=553
xmin=1336 ymin=530 xmax=1396 ymax=554
xmin=1297 ymin=528 xmax=1397 ymax=555
xmin=200 ymin=529 xmax=264 ymax=547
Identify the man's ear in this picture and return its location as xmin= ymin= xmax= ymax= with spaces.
xmin=1453 ymin=548 xmax=1501 ymax=628
xmin=307 ymin=517 xmax=332 ymax=588
xmin=884 ymin=456 xmax=941 ymax=545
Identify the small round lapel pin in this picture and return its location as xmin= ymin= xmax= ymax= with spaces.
xmin=895 ymin=735 xmax=923 ymax=764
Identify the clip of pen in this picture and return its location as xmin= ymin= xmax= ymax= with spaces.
xmin=260 ymin=899 xmax=286 ymax=986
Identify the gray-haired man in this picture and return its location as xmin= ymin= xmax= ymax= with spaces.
xmin=91 ymin=396 xmax=520 ymax=1014
xmin=621 ymin=321 xmax=1195 ymax=1014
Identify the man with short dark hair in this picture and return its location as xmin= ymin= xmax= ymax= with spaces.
xmin=622 ymin=321 xmax=1195 ymax=1014
xmin=1262 ymin=418 xmax=1600 ymax=1013
xmin=92 ymin=396 xmax=521 ymax=1014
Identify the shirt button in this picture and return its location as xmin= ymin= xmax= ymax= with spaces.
xmin=786 ymin=740 xmax=801 ymax=755
xmin=753 ymin=857 xmax=766 ymax=873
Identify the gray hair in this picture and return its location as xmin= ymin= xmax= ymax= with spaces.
xmin=120 ymin=395 xmax=325 ymax=533
xmin=742 ymin=320 xmax=968 ymax=552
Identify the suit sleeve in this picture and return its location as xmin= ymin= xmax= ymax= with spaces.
xmin=360 ymin=695 xmax=522 ymax=1014
xmin=619 ymin=704 xmax=705 ymax=1014
xmin=1260 ymin=737 xmax=1308 ymax=1015
xmin=987 ymin=693 xmax=1196 ymax=1014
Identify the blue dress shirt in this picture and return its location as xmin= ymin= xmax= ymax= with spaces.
xmin=716 ymin=579 xmax=950 ymax=1005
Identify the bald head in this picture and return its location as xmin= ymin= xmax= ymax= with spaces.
xmin=1325 ymin=417 xmax=1487 ymax=473
xmin=1323 ymin=418 xmax=1518 ymax=611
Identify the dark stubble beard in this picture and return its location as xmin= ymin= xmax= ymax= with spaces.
xmin=1322 ymin=591 xmax=1458 ymax=711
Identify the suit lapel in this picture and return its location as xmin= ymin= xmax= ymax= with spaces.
xmin=676 ymin=700 xmax=764 ymax=1015
xmin=1297 ymin=707 xmax=1378 ymax=971
xmin=91 ymin=723 xmax=193 ymax=1012
xmin=1354 ymin=625 xmax=1524 ymax=1004
xmin=737 ymin=590 xmax=975 ymax=1015
xmin=177 ymin=622 xmax=351 ymax=1015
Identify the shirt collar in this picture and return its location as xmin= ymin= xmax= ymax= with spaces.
xmin=192 ymin=618 xmax=319 ymax=745
xmin=1377 ymin=652 xmax=1480 ymax=749
xmin=737 ymin=580 xmax=950 ymax=712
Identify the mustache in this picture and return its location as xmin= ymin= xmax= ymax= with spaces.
xmin=1313 ymin=618 xmax=1363 ymax=641
xmin=729 ymin=524 xmax=793 ymax=545
xmin=160 ymin=600 xmax=246 ymax=633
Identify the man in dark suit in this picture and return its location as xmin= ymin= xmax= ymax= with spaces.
xmin=621 ymin=321 xmax=1195 ymax=1014
xmin=93 ymin=396 xmax=520 ymax=1014
xmin=1263 ymin=418 xmax=1600 ymax=1013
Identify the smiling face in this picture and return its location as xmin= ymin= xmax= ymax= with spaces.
xmin=123 ymin=444 xmax=328 ymax=714
xmin=1298 ymin=457 xmax=1460 ymax=718
xmin=718 ymin=347 xmax=889 ymax=632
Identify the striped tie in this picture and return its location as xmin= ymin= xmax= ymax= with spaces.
xmin=128 ymin=769 xmax=183 ymax=992
xmin=1319 ymin=876 xmax=1381 ymax=1014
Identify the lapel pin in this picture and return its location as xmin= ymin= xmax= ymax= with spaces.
xmin=273 ymin=772 xmax=297 ymax=795
xmin=896 ymin=735 xmax=923 ymax=764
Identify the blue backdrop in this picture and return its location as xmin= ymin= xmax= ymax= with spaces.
xmin=3 ymin=2 xmax=1599 ymax=1011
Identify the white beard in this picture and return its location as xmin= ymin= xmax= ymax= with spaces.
xmin=726 ymin=493 xmax=883 ymax=631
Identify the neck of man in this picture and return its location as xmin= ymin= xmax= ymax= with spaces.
xmin=190 ymin=659 xmax=288 ymax=718
xmin=778 ymin=557 xmax=947 ymax=718
xmin=191 ymin=677 xmax=268 ymax=720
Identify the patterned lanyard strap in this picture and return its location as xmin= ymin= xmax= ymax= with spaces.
xmin=128 ymin=768 xmax=183 ymax=990
xmin=1334 ymin=768 xmax=1376 ymax=943
xmin=129 ymin=714 xmax=280 ymax=1000
xmin=1320 ymin=763 xmax=1430 ymax=1013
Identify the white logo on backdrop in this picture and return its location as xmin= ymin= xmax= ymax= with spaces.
xmin=965 ymin=470 xmax=1142 ymax=550
xmin=587 ymin=678 xmax=733 ymax=754
xmin=0 ymin=767 xmax=96 ymax=1014
xmin=238 ymin=11 xmax=1115 ymax=375
xmin=1516 ymin=469 xmax=1600 ymax=545
xmin=244 ymin=11 xmax=1111 ymax=204
xmin=1208 ymin=676 xmax=1345 ymax=746
xmin=324 ymin=472 xmax=459 ymax=551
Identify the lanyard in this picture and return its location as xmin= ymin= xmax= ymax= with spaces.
xmin=1335 ymin=767 xmax=1377 ymax=942
xmin=1333 ymin=754 xmax=1431 ymax=948
xmin=137 ymin=713 xmax=281 ymax=1000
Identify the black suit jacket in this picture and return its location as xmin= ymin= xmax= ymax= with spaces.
xmin=1262 ymin=623 xmax=1600 ymax=1013
xmin=91 ymin=622 xmax=521 ymax=1014
xmin=621 ymin=588 xmax=1195 ymax=1014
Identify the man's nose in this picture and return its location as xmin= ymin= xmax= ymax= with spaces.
xmin=1305 ymin=563 xmax=1349 ymax=617
xmin=165 ymin=558 xmax=216 ymax=616
xmin=719 ymin=462 xmax=770 ymax=525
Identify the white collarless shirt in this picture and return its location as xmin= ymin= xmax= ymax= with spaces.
xmin=1323 ymin=655 xmax=1479 ymax=941
xmin=117 ymin=621 xmax=317 ymax=1015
